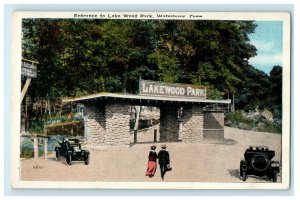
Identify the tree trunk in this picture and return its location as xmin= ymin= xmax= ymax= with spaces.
xmin=232 ymin=93 xmax=235 ymax=112
xmin=48 ymin=100 xmax=51 ymax=119
xmin=227 ymin=94 xmax=230 ymax=113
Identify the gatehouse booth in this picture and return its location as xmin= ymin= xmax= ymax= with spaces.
xmin=63 ymin=91 xmax=230 ymax=149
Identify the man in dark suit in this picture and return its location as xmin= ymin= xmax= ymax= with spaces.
xmin=157 ymin=144 xmax=170 ymax=180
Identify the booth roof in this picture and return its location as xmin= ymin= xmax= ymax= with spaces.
xmin=62 ymin=93 xmax=231 ymax=104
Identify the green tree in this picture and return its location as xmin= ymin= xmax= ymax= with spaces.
xmin=235 ymin=65 xmax=271 ymax=111
xmin=147 ymin=51 xmax=179 ymax=83
xmin=268 ymin=65 xmax=282 ymax=119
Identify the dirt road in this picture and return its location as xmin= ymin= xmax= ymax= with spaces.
xmin=20 ymin=127 xmax=282 ymax=183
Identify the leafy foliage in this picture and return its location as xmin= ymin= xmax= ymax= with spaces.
xmin=225 ymin=111 xmax=282 ymax=133
xmin=22 ymin=19 xmax=258 ymax=98
xmin=21 ymin=19 xmax=282 ymax=129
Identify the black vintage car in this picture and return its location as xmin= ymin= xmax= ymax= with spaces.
xmin=240 ymin=146 xmax=280 ymax=182
xmin=54 ymin=138 xmax=90 ymax=165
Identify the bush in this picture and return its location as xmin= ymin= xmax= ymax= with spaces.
xmin=264 ymin=121 xmax=282 ymax=133
xmin=20 ymin=147 xmax=34 ymax=158
xmin=225 ymin=111 xmax=281 ymax=133
xmin=225 ymin=111 xmax=252 ymax=124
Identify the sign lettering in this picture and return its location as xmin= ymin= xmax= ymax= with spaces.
xmin=140 ymin=80 xmax=206 ymax=99
xmin=21 ymin=59 xmax=38 ymax=78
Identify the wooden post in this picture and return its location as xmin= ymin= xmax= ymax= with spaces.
xmin=33 ymin=136 xmax=38 ymax=159
xmin=44 ymin=128 xmax=48 ymax=159
xmin=154 ymin=129 xmax=157 ymax=142
xmin=21 ymin=78 xmax=31 ymax=103
xmin=232 ymin=93 xmax=235 ymax=112
xmin=134 ymin=106 xmax=141 ymax=131
xmin=134 ymin=130 xmax=137 ymax=143
xmin=44 ymin=138 xmax=48 ymax=159
xmin=227 ymin=94 xmax=230 ymax=113
xmin=178 ymin=122 xmax=183 ymax=140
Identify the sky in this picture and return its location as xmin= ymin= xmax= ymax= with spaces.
xmin=248 ymin=21 xmax=283 ymax=74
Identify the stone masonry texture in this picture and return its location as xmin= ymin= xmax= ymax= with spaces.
xmin=181 ymin=105 xmax=204 ymax=142
xmin=105 ymin=102 xmax=131 ymax=146
xmin=83 ymin=105 xmax=106 ymax=147
xmin=84 ymin=102 xmax=131 ymax=148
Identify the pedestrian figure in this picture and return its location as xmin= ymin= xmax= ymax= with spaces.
xmin=145 ymin=145 xmax=157 ymax=178
xmin=158 ymin=144 xmax=170 ymax=180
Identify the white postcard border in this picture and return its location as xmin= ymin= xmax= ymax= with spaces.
xmin=10 ymin=11 xmax=291 ymax=189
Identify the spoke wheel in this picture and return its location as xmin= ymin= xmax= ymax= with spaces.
xmin=55 ymin=150 xmax=59 ymax=160
xmin=66 ymin=154 xmax=72 ymax=165
xmin=242 ymin=171 xmax=247 ymax=181
xmin=84 ymin=154 xmax=90 ymax=165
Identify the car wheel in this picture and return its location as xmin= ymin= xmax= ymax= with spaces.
xmin=267 ymin=174 xmax=272 ymax=181
xmin=273 ymin=172 xmax=278 ymax=182
xmin=240 ymin=160 xmax=245 ymax=177
xmin=55 ymin=150 xmax=59 ymax=160
xmin=84 ymin=154 xmax=89 ymax=165
xmin=242 ymin=171 xmax=247 ymax=181
xmin=66 ymin=154 xmax=72 ymax=165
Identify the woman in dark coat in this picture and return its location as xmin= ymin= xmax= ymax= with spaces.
xmin=145 ymin=145 xmax=157 ymax=178
xmin=157 ymin=144 xmax=170 ymax=180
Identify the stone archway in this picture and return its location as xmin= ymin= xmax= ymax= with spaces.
xmin=63 ymin=93 xmax=229 ymax=148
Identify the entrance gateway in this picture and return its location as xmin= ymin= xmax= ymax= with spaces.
xmin=62 ymin=81 xmax=231 ymax=149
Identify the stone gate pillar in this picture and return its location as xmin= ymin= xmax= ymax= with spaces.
xmin=181 ymin=105 xmax=204 ymax=142
xmin=83 ymin=104 xmax=106 ymax=147
xmin=105 ymin=102 xmax=131 ymax=147
xmin=159 ymin=106 xmax=179 ymax=142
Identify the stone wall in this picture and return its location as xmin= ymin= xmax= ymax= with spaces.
xmin=159 ymin=106 xmax=179 ymax=142
xmin=83 ymin=105 xmax=106 ymax=147
xmin=181 ymin=105 xmax=204 ymax=142
xmin=105 ymin=103 xmax=131 ymax=146
xmin=83 ymin=102 xmax=131 ymax=148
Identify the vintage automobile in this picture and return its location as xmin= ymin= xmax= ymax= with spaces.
xmin=240 ymin=146 xmax=280 ymax=182
xmin=54 ymin=138 xmax=90 ymax=165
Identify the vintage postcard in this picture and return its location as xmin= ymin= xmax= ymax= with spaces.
xmin=11 ymin=11 xmax=290 ymax=189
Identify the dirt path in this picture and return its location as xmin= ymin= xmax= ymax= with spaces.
xmin=20 ymin=127 xmax=282 ymax=183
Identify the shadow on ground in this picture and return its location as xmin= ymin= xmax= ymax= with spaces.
xmin=228 ymin=169 xmax=278 ymax=182
xmin=203 ymin=138 xmax=237 ymax=145
xmin=228 ymin=169 xmax=241 ymax=180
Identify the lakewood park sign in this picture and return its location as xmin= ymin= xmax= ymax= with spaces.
xmin=21 ymin=58 xmax=38 ymax=102
xmin=139 ymin=80 xmax=206 ymax=99
xmin=21 ymin=58 xmax=38 ymax=78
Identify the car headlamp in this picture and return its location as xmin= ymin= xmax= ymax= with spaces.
xmin=271 ymin=162 xmax=280 ymax=167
